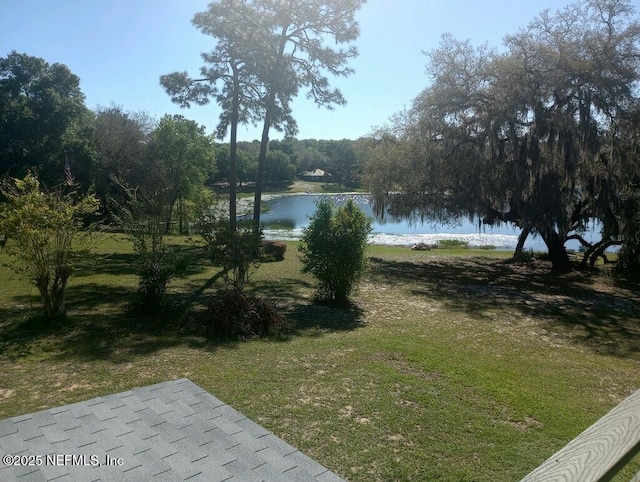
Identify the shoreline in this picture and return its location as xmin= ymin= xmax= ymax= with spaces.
xmin=226 ymin=191 xmax=368 ymax=217
xmin=216 ymin=192 xmax=606 ymax=252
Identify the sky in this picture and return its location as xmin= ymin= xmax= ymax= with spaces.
xmin=3 ymin=0 xmax=636 ymax=141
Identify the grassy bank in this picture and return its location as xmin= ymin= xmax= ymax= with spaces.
xmin=1 ymin=235 xmax=639 ymax=480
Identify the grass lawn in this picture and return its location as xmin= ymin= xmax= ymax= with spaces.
xmin=1 ymin=235 xmax=639 ymax=481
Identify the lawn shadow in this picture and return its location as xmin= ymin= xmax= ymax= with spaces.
xmin=74 ymin=253 xmax=138 ymax=277
xmin=1 ymin=258 xmax=362 ymax=364
xmin=250 ymin=277 xmax=366 ymax=335
xmin=288 ymin=301 xmax=366 ymax=335
xmin=369 ymin=255 xmax=640 ymax=359
xmin=75 ymin=244 xmax=212 ymax=280
xmin=0 ymin=267 xmax=225 ymax=364
xmin=250 ymin=277 xmax=314 ymax=304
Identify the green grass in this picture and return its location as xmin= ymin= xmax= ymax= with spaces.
xmin=1 ymin=235 xmax=639 ymax=481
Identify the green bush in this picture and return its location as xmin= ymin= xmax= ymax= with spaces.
xmin=113 ymin=186 xmax=187 ymax=314
xmin=436 ymin=239 xmax=469 ymax=249
xmin=0 ymin=172 xmax=99 ymax=318
xmin=299 ymin=199 xmax=372 ymax=303
xmin=511 ymin=248 xmax=539 ymax=263
xmin=260 ymin=240 xmax=287 ymax=262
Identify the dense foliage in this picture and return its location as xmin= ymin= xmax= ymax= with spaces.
xmin=0 ymin=51 xmax=88 ymax=185
xmin=365 ymin=0 xmax=640 ymax=273
xmin=260 ymin=240 xmax=287 ymax=262
xmin=214 ymin=138 xmax=364 ymax=187
xmin=146 ymin=115 xmax=216 ymax=232
xmin=0 ymin=48 xmax=364 ymax=235
xmin=299 ymin=199 xmax=372 ymax=302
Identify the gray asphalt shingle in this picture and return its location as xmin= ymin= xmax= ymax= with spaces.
xmin=0 ymin=378 xmax=345 ymax=482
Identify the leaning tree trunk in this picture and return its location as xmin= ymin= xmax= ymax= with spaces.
xmin=514 ymin=226 xmax=531 ymax=256
xmin=165 ymin=199 xmax=176 ymax=233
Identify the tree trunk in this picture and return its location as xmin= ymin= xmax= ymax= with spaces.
xmin=165 ymin=199 xmax=175 ymax=233
xmin=253 ymin=25 xmax=288 ymax=236
xmin=36 ymin=278 xmax=53 ymax=318
xmin=540 ymin=229 xmax=571 ymax=272
xmin=253 ymin=102 xmax=273 ymax=234
xmin=178 ymin=198 xmax=184 ymax=234
xmin=514 ymin=226 xmax=531 ymax=255
xmin=51 ymin=276 xmax=68 ymax=315
xmin=229 ymin=68 xmax=239 ymax=234
xmin=228 ymin=70 xmax=241 ymax=290
xmin=580 ymin=238 xmax=619 ymax=268
xmin=588 ymin=240 xmax=619 ymax=267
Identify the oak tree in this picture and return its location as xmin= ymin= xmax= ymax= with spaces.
xmin=367 ymin=0 xmax=640 ymax=272
xmin=0 ymin=52 xmax=88 ymax=185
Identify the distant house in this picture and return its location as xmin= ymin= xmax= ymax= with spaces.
xmin=301 ymin=168 xmax=332 ymax=182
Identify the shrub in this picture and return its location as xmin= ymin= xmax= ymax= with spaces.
xmin=299 ymin=199 xmax=372 ymax=303
xmin=113 ymin=186 xmax=188 ymax=314
xmin=201 ymin=289 xmax=289 ymax=339
xmin=129 ymin=217 xmax=188 ymax=313
xmin=0 ymin=172 xmax=99 ymax=318
xmin=260 ymin=240 xmax=287 ymax=262
xmin=511 ymin=248 xmax=539 ymax=263
xmin=436 ymin=239 xmax=469 ymax=249
xmin=200 ymin=216 xmax=262 ymax=291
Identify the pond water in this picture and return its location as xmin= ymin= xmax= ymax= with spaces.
xmin=256 ymin=193 xmax=603 ymax=251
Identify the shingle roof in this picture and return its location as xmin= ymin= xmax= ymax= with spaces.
xmin=0 ymin=378 xmax=345 ymax=481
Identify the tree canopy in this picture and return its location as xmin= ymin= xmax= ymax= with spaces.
xmin=366 ymin=0 xmax=640 ymax=272
xmin=161 ymin=0 xmax=296 ymax=233
xmin=0 ymin=51 xmax=88 ymax=185
xmin=250 ymin=0 xmax=365 ymax=231
xmin=162 ymin=0 xmax=364 ymax=233
xmin=146 ymin=115 xmax=216 ymax=232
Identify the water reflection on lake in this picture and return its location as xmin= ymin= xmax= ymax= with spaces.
xmin=255 ymin=193 xmax=600 ymax=251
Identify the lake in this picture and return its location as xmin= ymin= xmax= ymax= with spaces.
xmin=256 ymin=193 xmax=603 ymax=251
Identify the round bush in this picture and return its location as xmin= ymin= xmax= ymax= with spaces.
xmin=298 ymin=199 xmax=372 ymax=302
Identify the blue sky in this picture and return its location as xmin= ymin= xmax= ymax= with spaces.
xmin=2 ymin=0 xmax=629 ymax=141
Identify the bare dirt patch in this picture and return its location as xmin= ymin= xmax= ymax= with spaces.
xmin=0 ymin=389 xmax=15 ymax=399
